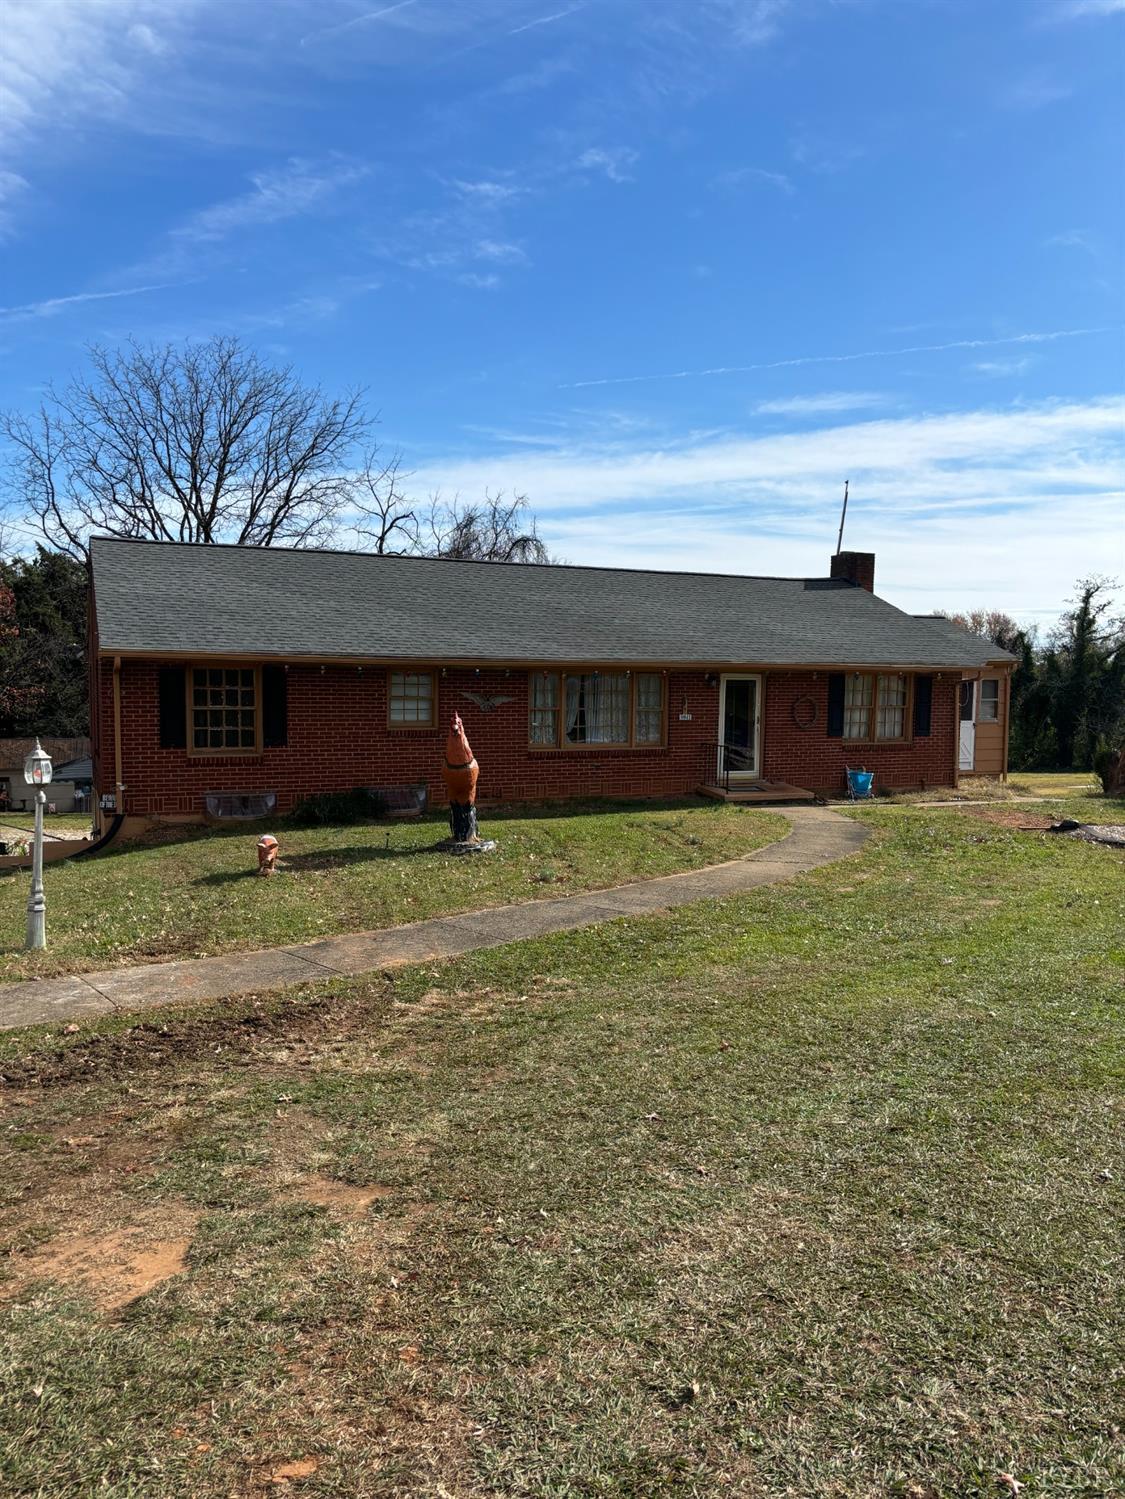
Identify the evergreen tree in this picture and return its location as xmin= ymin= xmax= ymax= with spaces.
xmin=0 ymin=548 xmax=88 ymax=736
xmin=1044 ymin=579 xmax=1124 ymax=770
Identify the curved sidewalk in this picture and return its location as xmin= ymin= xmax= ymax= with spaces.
xmin=0 ymin=806 xmax=867 ymax=1033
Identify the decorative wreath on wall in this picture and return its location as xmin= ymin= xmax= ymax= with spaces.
xmin=791 ymin=695 xmax=819 ymax=730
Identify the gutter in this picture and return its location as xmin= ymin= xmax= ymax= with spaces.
xmin=95 ymin=649 xmax=1011 ymax=675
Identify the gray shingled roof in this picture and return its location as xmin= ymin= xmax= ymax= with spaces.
xmin=89 ymin=538 xmax=1012 ymax=670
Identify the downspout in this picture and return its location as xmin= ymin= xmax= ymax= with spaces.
xmin=952 ymin=674 xmax=961 ymax=788
xmin=1001 ymin=666 xmax=1012 ymax=783
xmin=113 ymin=655 xmax=125 ymax=817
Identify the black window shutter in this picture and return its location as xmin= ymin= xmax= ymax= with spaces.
xmin=262 ymin=666 xmax=287 ymax=748
xmin=913 ymin=674 xmax=934 ymax=738
xmin=158 ymin=667 xmax=187 ymax=749
xmin=826 ymin=672 xmax=845 ymax=737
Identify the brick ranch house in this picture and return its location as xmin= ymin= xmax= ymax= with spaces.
xmin=86 ymin=537 xmax=1014 ymax=835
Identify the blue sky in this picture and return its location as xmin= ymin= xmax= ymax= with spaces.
xmin=1 ymin=0 xmax=1122 ymax=627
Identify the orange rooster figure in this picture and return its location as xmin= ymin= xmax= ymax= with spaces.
xmin=442 ymin=712 xmax=480 ymax=845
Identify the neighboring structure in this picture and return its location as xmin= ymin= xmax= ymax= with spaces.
xmin=0 ymin=738 xmax=92 ymax=817
xmin=957 ymin=672 xmax=1010 ymax=776
xmin=907 ymin=614 xmax=1014 ymax=777
xmin=86 ymin=538 xmax=1015 ymax=834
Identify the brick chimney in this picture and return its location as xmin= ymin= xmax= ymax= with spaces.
xmin=830 ymin=550 xmax=875 ymax=592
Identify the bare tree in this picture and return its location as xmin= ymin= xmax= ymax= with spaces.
xmin=936 ymin=607 xmax=1023 ymax=650
xmin=348 ymin=475 xmax=553 ymax=563
xmin=1 ymin=336 xmax=370 ymax=558
xmin=423 ymin=490 xmax=552 ymax=563
xmin=347 ymin=448 xmax=420 ymax=554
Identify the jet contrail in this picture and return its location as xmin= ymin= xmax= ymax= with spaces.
xmin=561 ymin=326 xmax=1114 ymax=389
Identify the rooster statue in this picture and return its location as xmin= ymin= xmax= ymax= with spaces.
xmin=442 ymin=712 xmax=480 ymax=845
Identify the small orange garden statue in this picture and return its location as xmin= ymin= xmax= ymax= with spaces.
xmin=257 ymin=833 xmax=279 ymax=876
xmin=442 ymin=712 xmax=480 ymax=846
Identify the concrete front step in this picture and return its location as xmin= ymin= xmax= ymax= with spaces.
xmin=697 ymin=781 xmax=817 ymax=804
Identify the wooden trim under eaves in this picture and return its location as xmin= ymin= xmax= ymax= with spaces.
xmin=98 ymin=648 xmax=1003 ymax=675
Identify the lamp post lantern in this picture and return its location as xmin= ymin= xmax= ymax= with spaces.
xmin=23 ymin=738 xmax=52 ymax=950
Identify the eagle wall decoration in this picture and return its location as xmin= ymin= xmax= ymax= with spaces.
xmin=460 ymin=690 xmax=515 ymax=715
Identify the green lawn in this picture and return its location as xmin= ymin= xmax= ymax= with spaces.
xmin=888 ymin=772 xmax=1105 ymax=804
xmin=0 ymin=800 xmax=785 ymax=984
xmin=0 ymin=813 xmax=93 ymax=837
xmin=1013 ymin=771 xmax=1106 ymax=798
xmin=1 ymin=796 xmax=1121 ymax=1496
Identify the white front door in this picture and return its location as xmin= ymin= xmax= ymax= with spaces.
xmin=718 ymin=674 xmax=761 ymax=780
xmin=959 ymin=680 xmax=976 ymax=771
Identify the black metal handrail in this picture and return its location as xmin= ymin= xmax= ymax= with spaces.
xmin=700 ymin=740 xmax=756 ymax=792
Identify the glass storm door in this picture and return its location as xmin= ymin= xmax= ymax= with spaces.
xmin=959 ymin=679 xmax=976 ymax=771
xmin=719 ymin=675 xmax=761 ymax=780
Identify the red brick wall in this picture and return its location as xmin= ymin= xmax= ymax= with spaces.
xmin=94 ymin=660 xmax=959 ymax=818
xmin=761 ymin=670 xmax=959 ymax=792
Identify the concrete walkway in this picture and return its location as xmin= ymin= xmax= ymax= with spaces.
xmin=0 ymin=806 xmax=867 ymax=1032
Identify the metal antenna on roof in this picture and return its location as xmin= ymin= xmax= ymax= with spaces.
xmin=835 ymin=479 xmax=849 ymax=555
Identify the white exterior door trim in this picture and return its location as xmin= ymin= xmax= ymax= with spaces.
xmin=718 ymin=673 xmax=762 ymax=780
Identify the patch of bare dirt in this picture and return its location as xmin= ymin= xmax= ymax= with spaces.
xmin=961 ymin=807 xmax=1054 ymax=831
xmin=291 ymin=1175 xmax=393 ymax=1218
xmin=264 ymin=1456 xmax=319 ymax=1486
xmin=1 ymin=1205 xmax=200 ymax=1311
xmin=0 ymin=980 xmax=394 ymax=1090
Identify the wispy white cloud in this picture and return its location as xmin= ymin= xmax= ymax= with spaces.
xmin=790 ymin=131 xmax=865 ymax=175
xmin=1046 ymin=228 xmax=1099 ymax=255
xmin=411 ymin=396 xmax=1125 ymax=620
xmin=457 ymin=271 xmax=501 ymax=290
xmin=174 ymin=157 xmax=371 ymax=243
xmin=1049 ymin=0 xmax=1125 ymax=17
xmin=576 ymin=147 xmax=639 ymax=183
xmin=0 ymin=169 xmax=29 ymax=239
xmin=0 ymin=281 xmax=178 ymax=323
xmin=999 ymin=71 xmax=1071 ymax=110
xmin=756 ymin=392 xmax=890 ymax=415
xmin=728 ymin=0 xmax=791 ymax=47
xmin=971 ymin=357 xmax=1035 ymax=377
xmin=563 ymin=326 xmax=1113 ymax=389
xmin=414 ymin=398 xmax=1125 ymax=516
xmin=371 ymin=184 xmax=532 ymax=283
xmin=453 ymin=179 xmax=522 ymax=203
xmin=714 ymin=165 xmax=794 ymax=195
xmin=492 ymin=55 xmax=575 ymax=96
xmin=126 ymin=21 xmax=168 ymax=55
xmin=474 ymin=237 xmax=528 ymax=263
xmin=0 ymin=0 xmax=198 ymax=156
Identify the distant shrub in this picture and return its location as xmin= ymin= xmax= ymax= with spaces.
xmin=288 ymin=787 xmax=389 ymax=826
xmin=1092 ymin=738 xmax=1121 ymax=795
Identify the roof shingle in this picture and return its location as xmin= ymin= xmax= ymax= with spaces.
xmin=89 ymin=538 xmax=1012 ymax=670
